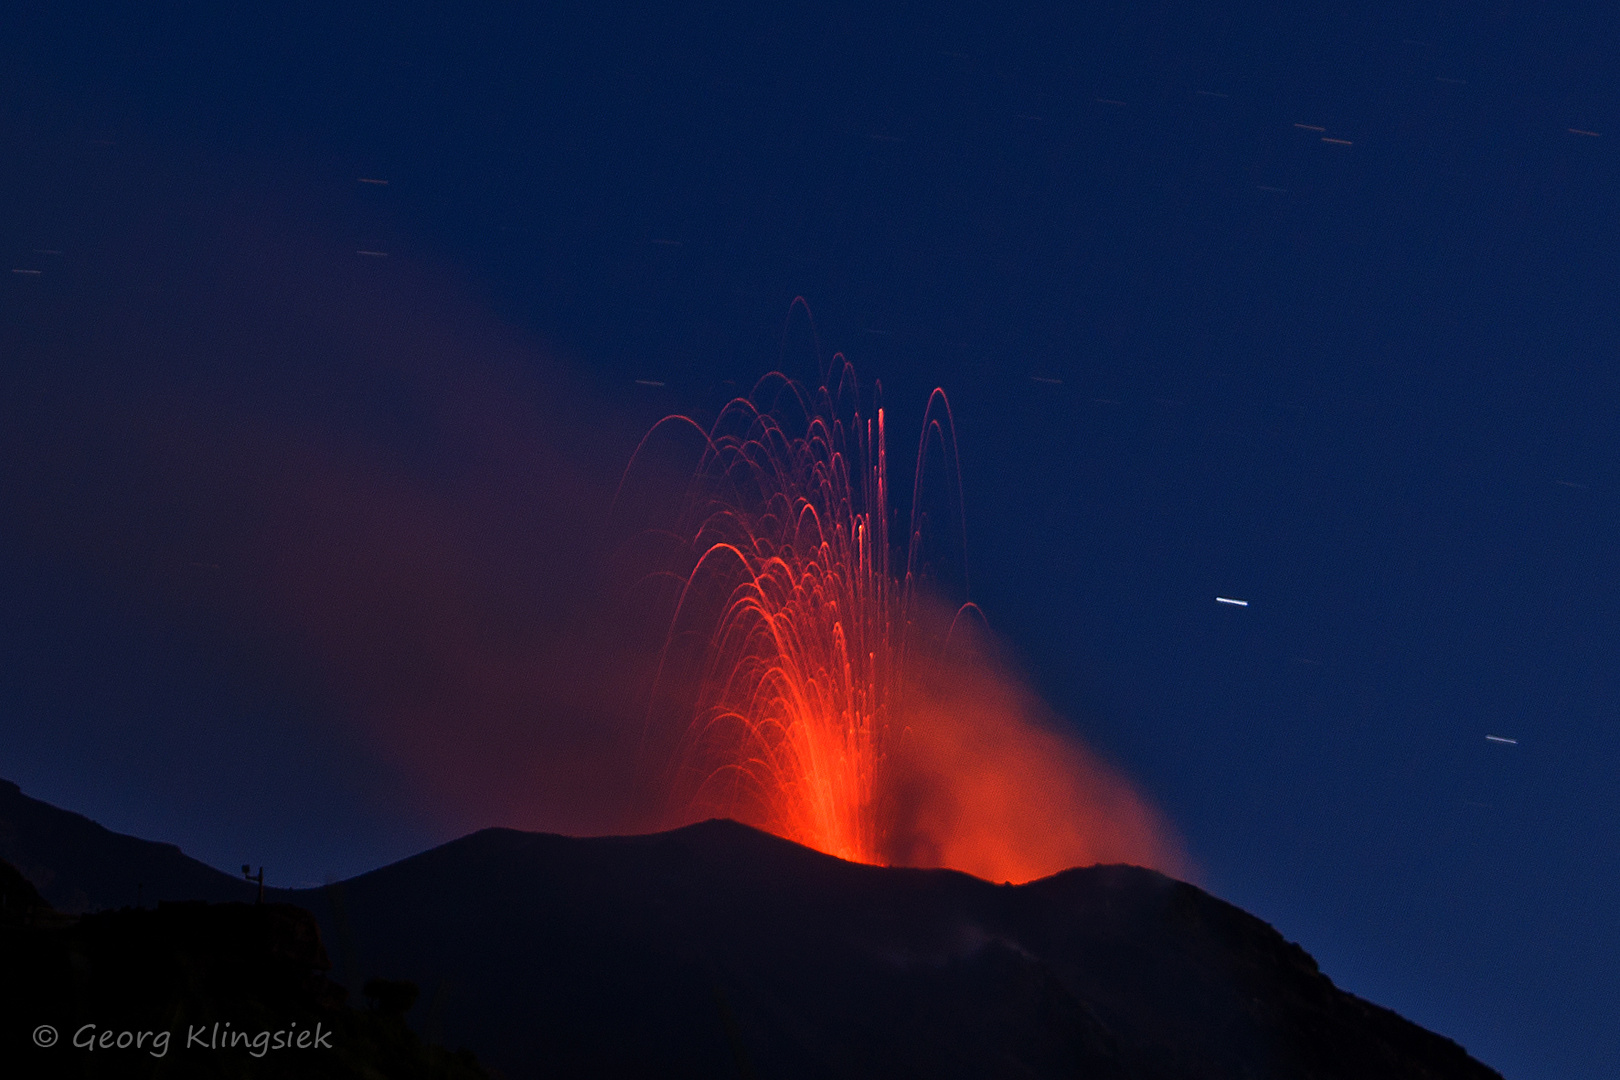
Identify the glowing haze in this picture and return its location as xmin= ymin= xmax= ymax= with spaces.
xmin=625 ymin=327 xmax=1186 ymax=884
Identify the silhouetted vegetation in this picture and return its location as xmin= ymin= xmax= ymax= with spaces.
xmin=0 ymin=855 xmax=49 ymax=921
xmin=363 ymin=977 xmax=420 ymax=1017
xmin=0 ymin=860 xmax=485 ymax=1079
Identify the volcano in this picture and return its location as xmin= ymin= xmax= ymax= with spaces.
xmin=622 ymin=352 xmax=1184 ymax=883
xmin=1 ymin=780 xmax=1500 ymax=1079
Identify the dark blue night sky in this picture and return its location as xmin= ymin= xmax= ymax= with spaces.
xmin=3 ymin=5 xmax=1617 ymax=1077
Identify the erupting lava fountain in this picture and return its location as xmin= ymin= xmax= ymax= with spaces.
xmin=625 ymin=348 xmax=962 ymax=865
xmin=620 ymin=310 xmax=1184 ymax=883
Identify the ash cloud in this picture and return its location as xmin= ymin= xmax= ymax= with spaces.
xmin=883 ymin=606 xmax=1191 ymax=883
xmin=0 ymin=205 xmax=661 ymax=850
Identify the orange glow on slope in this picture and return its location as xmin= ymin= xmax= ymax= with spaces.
xmin=631 ymin=342 xmax=1184 ymax=881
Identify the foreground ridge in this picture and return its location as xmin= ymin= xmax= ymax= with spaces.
xmin=0 ymin=781 xmax=1503 ymax=1079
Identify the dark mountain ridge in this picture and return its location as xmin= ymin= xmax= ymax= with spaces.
xmin=0 ymin=779 xmax=1503 ymax=1079
xmin=0 ymin=780 xmax=245 ymax=911
xmin=287 ymin=819 xmax=1501 ymax=1079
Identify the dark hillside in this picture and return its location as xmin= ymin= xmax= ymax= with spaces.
xmin=0 ymin=779 xmax=1503 ymax=1079
xmin=0 ymin=780 xmax=245 ymax=911
xmin=293 ymin=819 xmax=1502 ymax=1080
xmin=0 ymin=872 xmax=486 ymax=1079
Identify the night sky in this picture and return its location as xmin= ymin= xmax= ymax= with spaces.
xmin=3 ymin=4 xmax=1618 ymax=1077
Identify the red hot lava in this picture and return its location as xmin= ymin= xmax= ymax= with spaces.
xmin=626 ymin=352 xmax=1185 ymax=884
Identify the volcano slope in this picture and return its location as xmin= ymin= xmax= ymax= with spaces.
xmin=287 ymin=819 xmax=1501 ymax=1080
xmin=0 ymin=780 xmax=244 ymax=911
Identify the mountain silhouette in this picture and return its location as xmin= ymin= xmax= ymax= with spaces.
xmin=1 ymin=778 xmax=1503 ymax=1079
xmin=0 ymin=780 xmax=246 ymax=911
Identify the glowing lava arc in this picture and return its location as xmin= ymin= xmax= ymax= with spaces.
xmin=633 ymin=357 xmax=964 ymax=865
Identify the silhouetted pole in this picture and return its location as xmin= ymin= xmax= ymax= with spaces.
xmin=241 ymin=864 xmax=264 ymax=904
